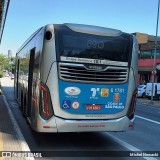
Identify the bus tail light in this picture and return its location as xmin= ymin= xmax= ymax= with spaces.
xmin=128 ymin=89 xmax=138 ymax=119
xmin=40 ymin=82 xmax=54 ymax=120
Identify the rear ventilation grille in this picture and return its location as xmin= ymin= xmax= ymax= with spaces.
xmin=58 ymin=63 xmax=128 ymax=84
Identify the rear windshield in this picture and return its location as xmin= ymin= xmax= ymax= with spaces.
xmin=55 ymin=25 xmax=132 ymax=63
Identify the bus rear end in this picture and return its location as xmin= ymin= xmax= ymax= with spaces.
xmin=38 ymin=24 xmax=138 ymax=132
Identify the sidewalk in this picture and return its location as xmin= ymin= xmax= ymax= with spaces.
xmin=0 ymin=78 xmax=32 ymax=160
xmin=0 ymin=95 xmax=23 ymax=160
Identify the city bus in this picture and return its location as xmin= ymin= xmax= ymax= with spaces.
xmin=14 ymin=23 xmax=138 ymax=132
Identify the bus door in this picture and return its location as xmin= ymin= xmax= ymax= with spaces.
xmin=27 ymin=49 xmax=35 ymax=117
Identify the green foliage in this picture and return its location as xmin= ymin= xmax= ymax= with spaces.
xmin=0 ymin=53 xmax=15 ymax=72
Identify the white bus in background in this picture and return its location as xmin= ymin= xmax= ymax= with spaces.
xmin=14 ymin=23 xmax=138 ymax=133
xmin=146 ymin=83 xmax=160 ymax=100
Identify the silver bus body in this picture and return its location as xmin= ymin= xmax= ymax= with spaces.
xmin=14 ymin=23 xmax=138 ymax=132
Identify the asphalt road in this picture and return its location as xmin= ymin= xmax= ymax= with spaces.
xmin=1 ymin=77 xmax=160 ymax=160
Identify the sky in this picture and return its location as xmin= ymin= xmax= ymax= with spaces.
xmin=0 ymin=0 xmax=159 ymax=56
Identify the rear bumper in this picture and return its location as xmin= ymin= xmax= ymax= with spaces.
xmin=55 ymin=116 xmax=134 ymax=132
xmin=34 ymin=115 xmax=134 ymax=132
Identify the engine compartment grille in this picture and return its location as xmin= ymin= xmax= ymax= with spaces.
xmin=58 ymin=63 xmax=128 ymax=84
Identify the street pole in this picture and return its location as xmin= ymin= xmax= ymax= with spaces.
xmin=151 ymin=0 xmax=160 ymax=104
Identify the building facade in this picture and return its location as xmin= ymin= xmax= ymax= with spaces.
xmin=134 ymin=33 xmax=160 ymax=84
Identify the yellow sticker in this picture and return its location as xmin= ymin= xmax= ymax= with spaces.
xmin=101 ymin=88 xmax=109 ymax=97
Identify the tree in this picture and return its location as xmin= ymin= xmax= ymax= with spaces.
xmin=0 ymin=53 xmax=12 ymax=71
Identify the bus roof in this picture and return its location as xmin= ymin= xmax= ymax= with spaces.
xmin=64 ymin=23 xmax=122 ymax=37
xmin=16 ymin=23 xmax=129 ymax=55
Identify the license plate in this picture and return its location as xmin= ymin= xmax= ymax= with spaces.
xmin=86 ymin=104 xmax=101 ymax=110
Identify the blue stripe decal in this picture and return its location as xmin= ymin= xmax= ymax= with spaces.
xmin=58 ymin=80 xmax=128 ymax=114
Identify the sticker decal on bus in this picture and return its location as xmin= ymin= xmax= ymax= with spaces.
xmin=90 ymin=88 xmax=100 ymax=99
xmin=65 ymin=87 xmax=81 ymax=96
xmin=62 ymin=100 xmax=71 ymax=109
xmin=72 ymin=101 xmax=80 ymax=110
xmin=101 ymin=88 xmax=109 ymax=97
xmin=86 ymin=104 xmax=101 ymax=111
xmin=105 ymin=102 xmax=125 ymax=109
xmin=114 ymin=93 xmax=120 ymax=102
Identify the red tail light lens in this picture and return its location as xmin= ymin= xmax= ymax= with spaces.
xmin=128 ymin=89 xmax=138 ymax=119
xmin=40 ymin=82 xmax=53 ymax=120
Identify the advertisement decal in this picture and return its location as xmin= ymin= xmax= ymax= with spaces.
xmin=59 ymin=80 xmax=128 ymax=114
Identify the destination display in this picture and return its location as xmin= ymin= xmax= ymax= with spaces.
xmin=60 ymin=56 xmax=128 ymax=66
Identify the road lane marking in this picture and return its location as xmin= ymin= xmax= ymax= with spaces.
xmin=106 ymin=133 xmax=158 ymax=160
xmin=3 ymin=95 xmax=34 ymax=160
xmin=136 ymin=115 xmax=160 ymax=125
